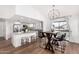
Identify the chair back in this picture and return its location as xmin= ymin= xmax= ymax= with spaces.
xmin=38 ymin=32 xmax=46 ymax=38
xmin=54 ymin=33 xmax=57 ymax=38
xmin=58 ymin=33 xmax=66 ymax=41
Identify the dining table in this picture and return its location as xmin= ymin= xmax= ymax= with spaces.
xmin=40 ymin=31 xmax=57 ymax=53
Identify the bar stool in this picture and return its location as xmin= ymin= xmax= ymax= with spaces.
xmin=21 ymin=37 xmax=29 ymax=45
xmin=31 ymin=35 xmax=37 ymax=42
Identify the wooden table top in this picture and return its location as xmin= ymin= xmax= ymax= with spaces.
xmin=41 ymin=31 xmax=57 ymax=35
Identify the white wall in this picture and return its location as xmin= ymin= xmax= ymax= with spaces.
xmin=54 ymin=5 xmax=79 ymax=16
xmin=16 ymin=5 xmax=51 ymax=31
xmin=69 ymin=15 xmax=79 ymax=43
xmin=0 ymin=5 xmax=16 ymax=18
xmin=0 ymin=5 xmax=16 ymax=40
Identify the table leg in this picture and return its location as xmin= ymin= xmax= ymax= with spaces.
xmin=45 ymin=39 xmax=55 ymax=53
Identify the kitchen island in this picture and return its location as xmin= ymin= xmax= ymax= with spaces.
xmin=11 ymin=31 xmax=37 ymax=48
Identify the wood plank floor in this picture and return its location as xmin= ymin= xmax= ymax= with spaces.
xmin=0 ymin=39 xmax=79 ymax=54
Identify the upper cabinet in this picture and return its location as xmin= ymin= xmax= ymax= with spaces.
xmin=12 ymin=15 xmax=43 ymax=32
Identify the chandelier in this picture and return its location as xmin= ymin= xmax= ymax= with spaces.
xmin=48 ymin=5 xmax=61 ymax=20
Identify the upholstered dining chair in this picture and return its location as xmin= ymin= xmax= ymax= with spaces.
xmin=52 ymin=33 xmax=67 ymax=53
xmin=38 ymin=32 xmax=47 ymax=48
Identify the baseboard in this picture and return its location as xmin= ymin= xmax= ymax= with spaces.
xmin=67 ymin=40 xmax=79 ymax=44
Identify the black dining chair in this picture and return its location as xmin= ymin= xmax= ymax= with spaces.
xmin=39 ymin=32 xmax=47 ymax=48
xmin=38 ymin=32 xmax=47 ymax=48
xmin=52 ymin=33 xmax=66 ymax=53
